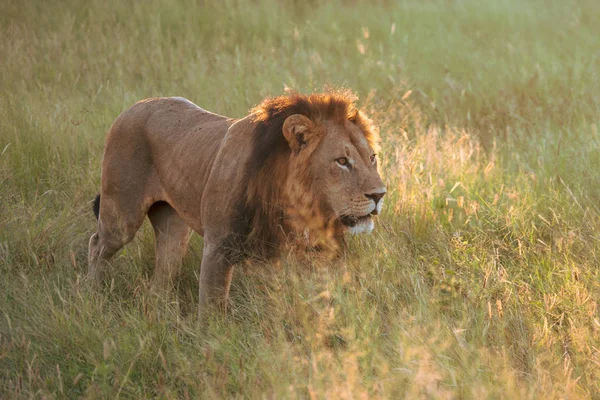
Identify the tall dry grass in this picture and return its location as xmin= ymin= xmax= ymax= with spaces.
xmin=1 ymin=0 xmax=599 ymax=398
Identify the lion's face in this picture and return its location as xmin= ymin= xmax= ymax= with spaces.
xmin=283 ymin=115 xmax=386 ymax=235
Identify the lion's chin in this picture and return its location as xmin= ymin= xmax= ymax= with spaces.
xmin=344 ymin=215 xmax=374 ymax=235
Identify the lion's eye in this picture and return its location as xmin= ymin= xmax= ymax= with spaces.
xmin=335 ymin=157 xmax=349 ymax=167
xmin=370 ymin=154 xmax=377 ymax=165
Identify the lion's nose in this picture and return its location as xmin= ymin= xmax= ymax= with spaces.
xmin=365 ymin=189 xmax=386 ymax=205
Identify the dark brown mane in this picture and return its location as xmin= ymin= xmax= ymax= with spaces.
xmin=233 ymin=89 xmax=379 ymax=259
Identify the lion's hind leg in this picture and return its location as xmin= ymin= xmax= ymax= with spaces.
xmin=147 ymin=201 xmax=191 ymax=290
xmin=88 ymin=195 xmax=148 ymax=283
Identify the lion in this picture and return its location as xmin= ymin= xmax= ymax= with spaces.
xmin=88 ymin=90 xmax=386 ymax=315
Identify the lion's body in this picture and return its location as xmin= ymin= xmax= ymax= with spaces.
xmin=89 ymin=91 xmax=386 ymax=315
xmin=96 ymin=98 xmax=234 ymax=234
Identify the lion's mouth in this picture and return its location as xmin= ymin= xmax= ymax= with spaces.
xmin=340 ymin=213 xmax=374 ymax=228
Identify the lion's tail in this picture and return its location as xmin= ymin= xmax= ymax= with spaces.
xmin=93 ymin=194 xmax=101 ymax=220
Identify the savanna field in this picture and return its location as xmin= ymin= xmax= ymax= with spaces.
xmin=1 ymin=0 xmax=600 ymax=398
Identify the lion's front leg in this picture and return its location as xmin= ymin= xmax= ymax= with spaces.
xmin=197 ymin=242 xmax=236 ymax=316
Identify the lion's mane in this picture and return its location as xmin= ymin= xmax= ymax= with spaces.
xmin=232 ymin=89 xmax=380 ymax=259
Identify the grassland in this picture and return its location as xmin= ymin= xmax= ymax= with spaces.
xmin=1 ymin=0 xmax=600 ymax=398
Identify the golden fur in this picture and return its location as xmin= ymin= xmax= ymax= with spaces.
xmin=89 ymin=90 xmax=386 ymax=315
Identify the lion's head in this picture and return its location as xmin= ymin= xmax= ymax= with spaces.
xmin=245 ymin=89 xmax=386 ymax=254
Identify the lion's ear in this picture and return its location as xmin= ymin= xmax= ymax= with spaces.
xmin=283 ymin=114 xmax=314 ymax=153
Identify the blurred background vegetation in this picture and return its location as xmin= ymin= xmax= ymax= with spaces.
xmin=1 ymin=0 xmax=599 ymax=398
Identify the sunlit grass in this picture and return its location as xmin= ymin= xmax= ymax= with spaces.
xmin=1 ymin=0 xmax=600 ymax=397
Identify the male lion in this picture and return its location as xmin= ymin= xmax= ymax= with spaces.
xmin=89 ymin=90 xmax=386 ymax=314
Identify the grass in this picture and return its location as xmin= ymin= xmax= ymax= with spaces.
xmin=1 ymin=0 xmax=600 ymax=397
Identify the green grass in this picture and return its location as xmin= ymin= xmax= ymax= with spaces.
xmin=1 ymin=0 xmax=600 ymax=397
